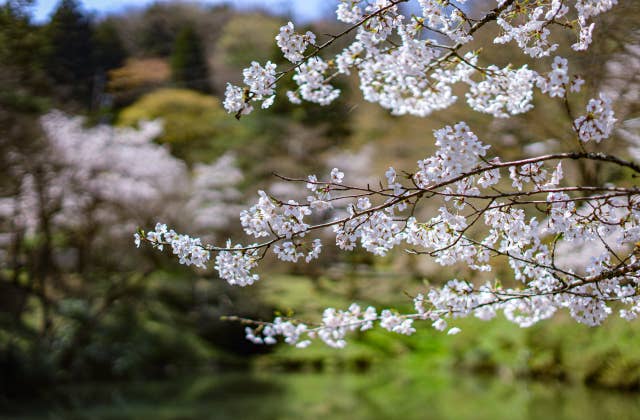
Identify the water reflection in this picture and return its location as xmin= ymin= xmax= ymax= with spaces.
xmin=5 ymin=369 xmax=640 ymax=420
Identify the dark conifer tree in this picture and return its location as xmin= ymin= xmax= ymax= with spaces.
xmin=93 ymin=19 xmax=127 ymax=73
xmin=44 ymin=0 xmax=94 ymax=105
xmin=0 ymin=0 xmax=49 ymax=109
xmin=170 ymin=26 xmax=211 ymax=93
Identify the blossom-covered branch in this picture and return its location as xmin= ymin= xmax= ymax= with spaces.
xmin=223 ymin=0 xmax=615 ymax=118
xmin=138 ymin=114 xmax=639 ymax=346
xmin=137 ymin=0 xmax=640 ymax=349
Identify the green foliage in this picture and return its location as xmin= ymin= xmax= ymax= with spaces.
xmin=135 ymin=4 xmax=185 ymax=57
xmin=0 ymin=1 xmax=42 ymax=70
xmin=215 ymin=13 xmax=281 ymax=69
xmin=93 ymin=18 xmax=127 ymax=72
xmin=413 ymin=315 xmax=640 ymax=390
xmin=0 ymin=1 xmax=50 ymax=110
xmin=254 ymin=274 xmax=640 ymax=391
xmin=128 ymin=2 xmax=230 ymax=59
xmin=118 ymin=88 xmax=250 ymax=163
xmin=170 ymin=27 xmax=211 ymax=93
xmin=44 ymin=0 xmax=95 ymax=104
xmin=56 ymin=300 xmax=217 ymax=380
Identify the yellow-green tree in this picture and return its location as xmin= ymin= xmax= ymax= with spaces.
xmin=118 ymin=88 xmax=250 ymax=164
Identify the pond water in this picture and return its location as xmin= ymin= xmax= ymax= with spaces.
xmin=4 ymin=369 xmax=640 ymax=420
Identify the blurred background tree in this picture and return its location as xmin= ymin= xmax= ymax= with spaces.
xmin=43 ymin=0 xmax=95 ymax=106
xmin=92 ymin=18 xmax=127 ymax=74
xmin=118 ymin=88 xmax=249 ymax=164
xmin=170 ymin=26 xmax=211 ymax=93
xmin=0 ymin=0 xmax=49 ymax=111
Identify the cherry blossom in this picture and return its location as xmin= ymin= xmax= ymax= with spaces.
xmin=139 ymin=0 xmax=640 ymax=349
xmin=276 ymin=22 xmax=316 ymax=63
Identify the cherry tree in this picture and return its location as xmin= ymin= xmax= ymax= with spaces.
xmin=138 ymin=0 xmax=640 ymax=349
xmin=1 ymin=111 xmax=243 ymax=244
xmin=0 ymin=111 xmax=244 ymax=332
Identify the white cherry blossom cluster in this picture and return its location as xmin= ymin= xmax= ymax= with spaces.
xmin=291 ymin=57 xmax=340 ymax=105
xmin=573 ymin=0 xmax=618 ymax=51
xmin=537 ymin=56 xmax=570 ymax=97
xmin=494 ymin=0 xmax=568 ymax=58
xmin=240 ymin=190 xmax=311 ymax=239
xmin=414 ymin=122 xmax=490 ymax=187
xmin=418 ymin=0 xmax=472 ymax=45
xmin=467 ymin=65 xmax=537 ymax=117
xmin=214 ymin=241 xmax=260 ymax=286
xmin=343 ymin=208 xmax=403 ymax=256
xmin=336 ymin=0 xmax=364 ymax=24
xmin=509 ymin=162 xmax=548 ymax=190
xmin=243 ymin=304 xmax=416 ymax=349
xmin=136 ymin=223 xmax=210 ymax=268
xmin=273 ymin=238 xmax=322 ymax=263
xmin=276 ymin=22 xmax=316 ymax=63
xmin=405 ymin=209 xmax=487 ymax=269
xmin=245 ymin=318 xmax=310 ymax=347
xmin=223 ymin=61 xmax=277 ymax=115
xmin=140 ymin=228 xmax=261 ymax=287
xmin=575 ymin=94 xmax=617 ymax=142
xmin=536 ymin=56 xmax=586 ymax=99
